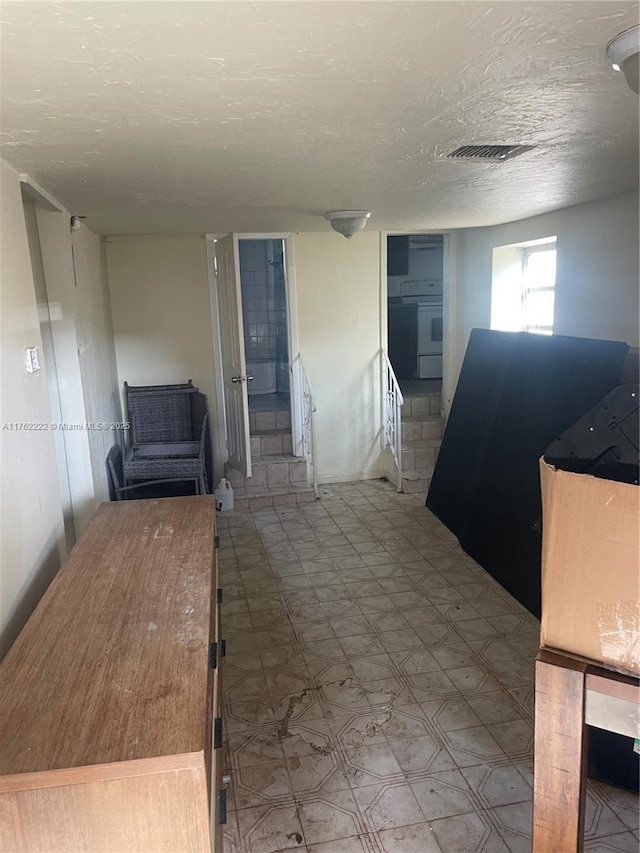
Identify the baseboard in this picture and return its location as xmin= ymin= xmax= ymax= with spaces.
xmin=316 ymin=468 xmax=387 ymax=485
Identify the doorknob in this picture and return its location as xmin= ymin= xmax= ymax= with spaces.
xmin=231 ymin=375 xmax=253 ymax=383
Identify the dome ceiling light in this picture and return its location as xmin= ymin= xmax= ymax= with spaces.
xmin=606 ymin=25 xmax=640 ymax=94
xmin=324 ymin=210 xmax=372 ymax=240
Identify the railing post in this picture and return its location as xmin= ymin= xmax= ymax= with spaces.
xmin=396 ymin=398 xmax=403 ymax=492
xmin=294 ymin=353 xmax=320 ymax=501
xmin=381 ymin=350 xmax=404 ymax=493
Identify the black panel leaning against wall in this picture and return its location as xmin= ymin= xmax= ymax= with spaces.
xmin=426 ymin=328 xmax=629 ymax=619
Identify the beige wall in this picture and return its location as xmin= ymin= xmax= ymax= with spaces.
xmin=0 ymin=160 xmax=65 ymax=658
xmin=73 ymin=224 xmax=121 ymax=501
xmin=0 ymin=159 xmax=120 ymax=659
xmin=35 ymin=207 xmax=100 ymax=535
xmin=294 ymin=231 xmax=385 ymax=483
xmin=106 ymin=235 xmax=216 ymax=416
xmin=445 ymin=192 xmax=640 ymax=409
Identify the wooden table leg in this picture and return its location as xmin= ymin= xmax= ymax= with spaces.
xmin=532 ymin=656 xmax=589 ymax=853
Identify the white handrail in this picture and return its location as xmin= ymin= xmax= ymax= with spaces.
xmin=292 ymin=353 xmax=319 ymax=500
xmin=381 ymin=350 xmax=404 ymax=492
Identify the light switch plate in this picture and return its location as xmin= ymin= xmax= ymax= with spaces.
xmin=25 ymin=346 xmax=40 ymax=373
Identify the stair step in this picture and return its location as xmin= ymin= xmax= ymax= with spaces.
xmin=402 ymin=474 xmax=433 ymax=495
xmin=250 ymin=430 xmax=293 ymax=458
xmin=248 ymin=410 xmax=291 ymax=432
xmin=401 ymin=447 xmax=438 ymax=476
xmin=233 ymin=482 xmax=315 ymax=512
xmin=401 ymin=415 xmax=443 ymax=442
xmin=225 ymin=455 xmax=307 ymax=490
xmin=402 ymin=395 xmax=441 ymax=417
xmin=402 ymin=438 xmax=442 ymax=450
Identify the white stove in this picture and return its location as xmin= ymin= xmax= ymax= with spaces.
xmin=417 ymin=303 xmax=443 ymax=379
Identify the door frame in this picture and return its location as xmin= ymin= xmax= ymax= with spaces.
xmin=380 ymin=230 xmax=453 ymax=420
xmin=206 ymin=232 xmax=302 ymax=484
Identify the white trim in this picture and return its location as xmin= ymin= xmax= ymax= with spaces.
xmin=235 ymin=232 xmax=293 ymax=240
xmin=20 ymin=174 xmax=63 ymax=212
xmin=283 ymin=235 xmax=303 ymax=457
xmin=379 ymin=232 xmax=388 ymax=456
xmin=205 ymin=235 xmax=229 ymax=485
xmin=379 ymin=229 xmax=451 ymax=419
xmin=495 ymin=235 xmax=557 ymax=250
xmin=234 ymin=232 xmax=303 ymax=458
xmin=232 ymin=233 xmax=253 ymax=478
xmin=442 ymin=231 xmax=456 ymax=419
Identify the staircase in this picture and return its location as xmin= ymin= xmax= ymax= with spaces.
xmin=224 ymin=407 xmax=316 ymax=512
xmin=399 ymin=392 xmax=444 ymax=495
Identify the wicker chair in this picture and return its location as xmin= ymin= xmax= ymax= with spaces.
xmin=106 ymin=445 xmax=199 ymax=501
xmin=125 ymin=380 xmax=199 ymax=446
xmin=121 ymin=383 xmax=210 ymax=494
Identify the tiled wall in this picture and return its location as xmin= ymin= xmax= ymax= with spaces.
xmin=239 ymin=239 xmax=289 ymax=392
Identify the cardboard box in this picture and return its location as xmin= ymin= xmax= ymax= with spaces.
xmin=539 ymin=459 xmax=640 ymax=675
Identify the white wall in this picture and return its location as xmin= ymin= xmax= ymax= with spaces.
xmin=0 ymin=160 xmax=65 ymax=659
xmin=106 ymin=234 xmax=217 ymax=417
xmin=294 ymin=231 xmax=385 ymax=483
xmin=445 ymin=192 xmax=640 ymax=409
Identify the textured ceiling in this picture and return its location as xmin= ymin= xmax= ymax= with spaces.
xmin=1 ymin=1 xmax=638 ymax=234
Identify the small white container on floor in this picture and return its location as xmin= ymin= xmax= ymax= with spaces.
xmin=214 ymin=478 xmax=234 ymax=512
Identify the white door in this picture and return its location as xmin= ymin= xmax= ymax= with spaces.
xmin=215 ymin=234 xmax=252 ymax=477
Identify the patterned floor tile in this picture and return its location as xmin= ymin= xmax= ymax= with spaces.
xmin=353 ymin=782 xmax=426 ymax=832
xmin=236 ymin=802 xmax=306 ymax=852
xmin=234 ymin=760 xmax=294 ymax=809
xmin=429 ymin=810 xmax=510 ymax=853
xmin=330 ymin=712 xmax=390 ymax=750
xmin=218 ymin=482 xmax=637 ymax=853
xmin=307 ymin=836 xmax=371 ymax=853
xmin=584 ymin=832 xmax=640 ymax=852
xmin=339 ymin=633 xmax=389 ymax=658
xmin=231 ymin=728 xmax=286 ymax=768
xmin=375 ymin=705 xmax=432 ymax=742
xmin=286 ymin=754 xmax=352 ymax=796
xmin=485 ymin=719 xmax=533 ymax=759
xmin=440 ymin=726 xmax=505 ymax=768
xmin=593 ymin=780 xmax=640 ymax=832
xmin=466 ymin=692 xmax=527 ymax=726
xmin=389 ymin=734 xmax=456 ymax=776
xmin=297 ymin=789 xmax=364 ymax=845
xmin=344 ymin=742 xmax=405 ymax=786
xmin=489 ymin=799 xmax=533 ymax=850
xmin=410 ymin=769 xmax=479 ymax=820
xmin=376 ymin=822 xmax=443 ymax=852
xmin=461 ymin=761 xmax=532 ymax=809
xmin=420 ymin=697 xmax=483 ymax=733
xmin=585 ymin=793 xmax=631 ymax=840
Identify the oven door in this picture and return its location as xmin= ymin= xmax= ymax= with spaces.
xmin=418 ymin=305 xmax=443 ymax=378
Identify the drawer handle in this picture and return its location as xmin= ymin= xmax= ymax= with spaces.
xmin=218 ymin=788 xmax=227 ymax=825
xmin=214 ymin=717 xmax=223 ymax=750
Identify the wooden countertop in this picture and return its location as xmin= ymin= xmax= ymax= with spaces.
xmin=0 ymin=496 xmax=216 ymax=776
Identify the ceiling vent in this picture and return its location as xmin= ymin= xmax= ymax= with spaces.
xmin=447 ymin=144 xmax=535 ymax=161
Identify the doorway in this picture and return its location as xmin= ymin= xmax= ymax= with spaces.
xmin=386 ymin=233 xmax=445 ymax=399
xmin=238 ymin=238 xmax=290 ymax=415
xmin=22 ymin=198 xmax=76 ymax=552
xmin=208 ymin=233 xmax=301 ymax=485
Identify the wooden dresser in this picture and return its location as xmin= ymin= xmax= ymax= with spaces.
xmin=0 ymin=496 xmax=225 ymax=852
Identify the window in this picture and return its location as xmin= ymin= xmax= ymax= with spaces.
xmin=521 ymin=244 xmax=556 ymax=334
xmin=491 ymin=237 xmax=557 ymax=335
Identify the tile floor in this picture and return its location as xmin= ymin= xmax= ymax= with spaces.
xmin=218 ymin=480 xmax=639 ymax=853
